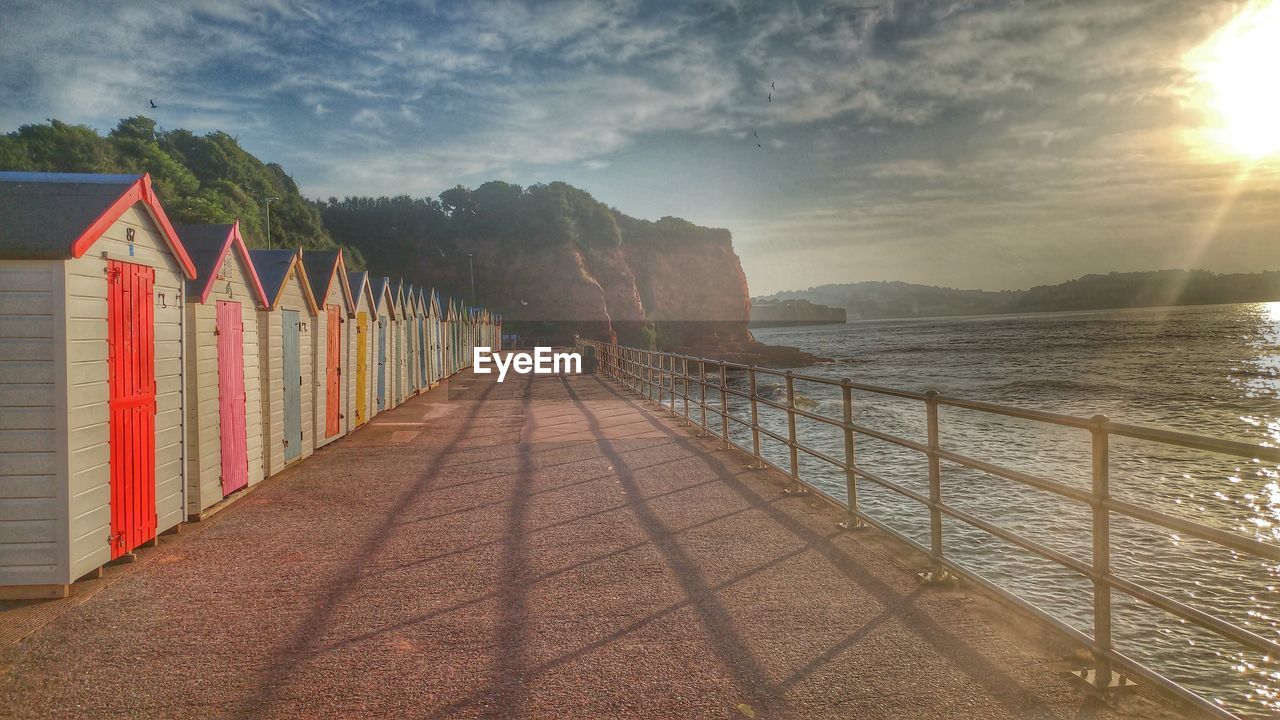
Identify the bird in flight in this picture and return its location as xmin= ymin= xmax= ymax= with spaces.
xmin=757 ymin=143 xmax=763 ymax=148
xmin=149 ymin=99 xmax=158 ymax=109
xmin=753 ymin=130 xmax=758 ymax=139
xmin=771 ymin=82 xmax=775 ymax=90
xmin=768 ymin=93 xmax=772 ymax=102
xmin=520 ymin=299 xmax=529 ymax=306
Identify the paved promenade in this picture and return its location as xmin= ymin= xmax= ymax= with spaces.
xmin=0 ymin=370 xmax=1192 ymax=718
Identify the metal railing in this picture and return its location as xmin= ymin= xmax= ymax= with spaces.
xmin=576 ymin=338 xmax=1280 ymax=719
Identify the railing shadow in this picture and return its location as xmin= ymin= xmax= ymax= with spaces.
xmin=588 ymin=373 xmax=1107 ymax=719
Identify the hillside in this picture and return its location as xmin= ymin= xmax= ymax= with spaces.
xmin=763 ymin=270 xmax=1280 ymax=320
xmin=0 ymin=117 xmax=359 ymax=264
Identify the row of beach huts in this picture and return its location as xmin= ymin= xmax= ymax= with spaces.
xmin=0 ymin=171 xmax=501 ymax=599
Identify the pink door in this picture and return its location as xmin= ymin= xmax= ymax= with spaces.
xmin=216 ymin=301 xmax=249 ymax=496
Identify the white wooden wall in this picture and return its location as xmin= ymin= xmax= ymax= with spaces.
xmin=0 ymin=260 xmax=64 ymax=586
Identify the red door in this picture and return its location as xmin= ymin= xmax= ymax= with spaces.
xmin=217 ymin=301 xmax=249 ymax=496
xmin=325 ymin=304 xmax=341 ymax=437
xmin=107 ymin=260 xmax=156 ymax=559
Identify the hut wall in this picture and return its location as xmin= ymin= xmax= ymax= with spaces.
xmin=64 ymin=205 xmax=186 ymax=580
xmin=0 ymin=260 xmax=65 ymax=587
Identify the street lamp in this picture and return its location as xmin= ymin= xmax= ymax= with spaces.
xmin=467 ymin=253 xmax=475 ymax=306
xmin=263 ymin=197 xmax=280 ymax=249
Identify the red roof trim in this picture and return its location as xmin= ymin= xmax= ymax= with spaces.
xmin=69 ymin=174 xmax=198 ymax=278
xmin=198 ymin=221 xmax=271 ymax=308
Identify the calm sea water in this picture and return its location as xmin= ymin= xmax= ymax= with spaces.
xmin=745 ymin=302 xmax=1280 ymax=716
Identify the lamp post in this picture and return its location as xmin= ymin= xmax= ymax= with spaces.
xmin=263 ymin=197 xmax=279 ymax=248
xmin=467 ymin=253 xmax=475 ymax=307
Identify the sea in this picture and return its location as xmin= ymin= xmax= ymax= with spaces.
xmin=745 ymin=302 xmax=1280 ymax=716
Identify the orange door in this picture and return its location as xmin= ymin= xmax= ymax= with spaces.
xmin=325 ymin=304 xmax=341 ymax=437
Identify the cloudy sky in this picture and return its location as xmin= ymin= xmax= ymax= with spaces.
xmin=1 ymin=0 xmax=1277 ymax=294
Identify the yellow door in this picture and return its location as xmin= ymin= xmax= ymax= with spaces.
xmin=356 ymin=311 xmax=368 ymax=426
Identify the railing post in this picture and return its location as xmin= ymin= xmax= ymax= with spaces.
xmin=922 ymin=390 xmax=949 ymax=583
xmin=839 ymin=379 xmax=862 ymax=529
xmin=647 ymin=350 xmax=655 ymax=403
xmin=668 ymin=353 xmax=677 ymax=417
xmin=681 ymin=356 xmax=690 ymax=424
xmin=785 ymin=371 xmax=800 ymax=493
xmin=1080 ymin=414 xmax=1124 ymax=690
xmin=699 ymin=359 xmax=708 ymax=437
xmin=749 ymin=366 xmax=762 ymax=468
xmin=719 ymin=361 xmax=729 ymax=450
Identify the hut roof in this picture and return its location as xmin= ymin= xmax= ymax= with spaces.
xmin=175 ymin=221 xmax=269 ymax=307
xmin=372 ymin=276 xmax=396 ymax=319
xmin=300 ymin=249 xmax=355 ymax=315
xmin=347 ymin=271 xmax=374 ymax=311
xmin=0 ymin=171 xmax=195 ymax=277
xmin=248 ymin=248 xmax=318 ymax=312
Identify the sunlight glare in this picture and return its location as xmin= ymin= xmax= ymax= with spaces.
xmin=1187 ymin=0 xmax=1280 ymax=160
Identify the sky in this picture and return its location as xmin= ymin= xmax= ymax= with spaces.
xmin=1 ymin=0 xmax=1278 ymax=295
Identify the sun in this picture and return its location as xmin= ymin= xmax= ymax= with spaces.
xmin=1186 ymin=0 xmax=1280 ymax=160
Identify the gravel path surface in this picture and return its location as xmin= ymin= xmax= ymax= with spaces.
xmin=0 ymin=371 xmax=1196 ymax=719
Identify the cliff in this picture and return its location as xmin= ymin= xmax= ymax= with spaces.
xmin=749 ymin=299 xmax=847 ymax=328
xmin=321 ymin=183 xmax=819 ymax=365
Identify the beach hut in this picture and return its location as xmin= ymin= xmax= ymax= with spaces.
xmin=428 ymin=289 xmax=443 ymax=388
xmin=392 ymin=279 xmax=408 ymax=405
xmin=441 ymin=298 xmax=454 ymax=377
xmin=249 ymin=249 xmax=318 ymax=478
xmin=346 ymin=271 xmax=376 ymax=430
xmin=371 ymin=277 xmax=396 ymax=413
xmin=0 ymin=172 xmax=196 ymax=598
xmin=403 ymin=282 xmax=420 ymax=398
xmin=177 ymin=222 xmax=269 ymax=520
xmin=415 ymin=288 xmax=429 ymax=393
xmin=301 ymin=250 xmax=355 ymax=449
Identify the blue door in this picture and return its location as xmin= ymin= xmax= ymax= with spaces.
xmin=282 ymin=310 xmax=302 ymax=462
xmin=377 ymin=318 xmax=387 ymax=411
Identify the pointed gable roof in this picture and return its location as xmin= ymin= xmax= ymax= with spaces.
xmin=428 ymin=288 xmax=442 ymax=317
xmin=0 ymin=171 xmax=196 ymax=277
xmin=175 ymin=221 xmax=269 ymax=307
xmin=248 ymin=248 xmax=318 ymax=313
xmin=300 ymin=249 xmax=355 ymax=315
xmin=372 ymin=276 xmax=396 ymax=319
xmin=347 ymin=271 xmax=375 ymax=313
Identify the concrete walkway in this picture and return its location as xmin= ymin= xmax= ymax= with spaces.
xmin=0 ymin=370 xmax=1191 ymax=719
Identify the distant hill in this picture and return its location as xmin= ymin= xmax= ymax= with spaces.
xmin=318 ymin=183 xmax=754 ymax=350
xmin=760 ymin=270 xmax=1280 ymax=320
xmin=0 ymin=116 xmax=359 ymax=264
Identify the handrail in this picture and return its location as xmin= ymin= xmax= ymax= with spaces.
xmin=576 ymin=338 xmax=1280 ymax=720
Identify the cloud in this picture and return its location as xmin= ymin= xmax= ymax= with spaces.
xmin=2 ymin=0 xmax=1277 ymax=294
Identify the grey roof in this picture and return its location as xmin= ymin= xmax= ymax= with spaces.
xmin=0 ymin=172 xmax=141 ymax=259
xmin=373 ymin=276 xmax=391 ymax=304
xmin=347 ymin=271 xmax=368 ymax=304
xmin=248 ymin=249 xmax=300 ymax=305
xmin=174 ymin=224 xmax=234 ymax=295
xmin=301 ymin=250 xmax=341 ymax=303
